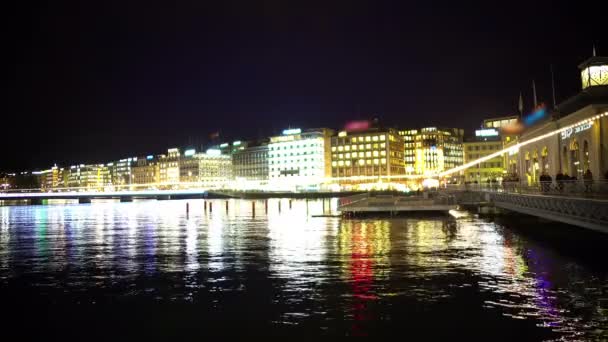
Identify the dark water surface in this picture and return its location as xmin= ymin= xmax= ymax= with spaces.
xmin=0 ymin=199 xmax=606 ymax=339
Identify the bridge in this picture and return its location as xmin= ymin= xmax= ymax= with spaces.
xmin=0 ymin=188 xmax=226 ymax=204
xmin=445 ymin=181 xmax=608 ymax=234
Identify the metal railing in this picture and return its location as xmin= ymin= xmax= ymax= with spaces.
xmin=445 ymin=180 xmax=608 ymax=198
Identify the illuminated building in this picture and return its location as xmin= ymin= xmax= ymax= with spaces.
xmin=483 ymin=116 xmax=519 ymax=130
xmin=330 ymin=128 xmax=404 ymax=179
xmin=463 ymin=129 xmax=505 ymax=182
xmin=399 ymin=127 xmax=464 ymax=177
xmin=39 ymin=166 xmax=66 ymax=190
xmin=159 ymin=148 xmax=180 ymax=185
xmin=268 ymin=128 xmax=333 ymax=190
xmin=0 ymin=173 xmax=13 ymax=189
xmin=67 ymin=164 xmax=110 ymax=189
xmin=108 ymin=158 xmax=136 ymax=186
xmin=179 ymin=149 xmax=232 ymax=187
xmin=215 ymin=140 xmax=248 ymax=155
xmin=506 ymin=53 xmax=608 ymax=184
xmin=232 ymin=143 xmax=268 ymax=181
xmin=132 ymin=156 xmax=159 ymax=185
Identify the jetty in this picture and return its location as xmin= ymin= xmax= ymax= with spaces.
xmin=338 ymin=192 xmax=457 ymax=214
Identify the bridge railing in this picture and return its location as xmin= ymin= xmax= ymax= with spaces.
xmin=445 ymin=180 xmax=608 ymax=198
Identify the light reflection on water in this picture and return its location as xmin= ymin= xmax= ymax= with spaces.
xmin=0 ymin=199 xmax=606 ymax=338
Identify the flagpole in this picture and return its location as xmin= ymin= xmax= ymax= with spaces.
xmin=550 ymin=65 xmax=557 ymax=109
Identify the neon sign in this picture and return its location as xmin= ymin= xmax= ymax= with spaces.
xmin=282 ymin=128 xmax=302 ymax=135
xmin=560 ymin=121 xmax=592 ymax=139
xmin=475 ymin=129 xmax=499 ymax=137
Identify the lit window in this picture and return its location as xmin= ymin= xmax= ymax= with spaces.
xmin=380 ymin=135 xmax=386 ymax=141
xmin=381 ymin=158 xmax=387 ymax=164
xmin=373 ymin=151 xmax=379 ymax=157
xmin=352 ymin=145 xmax=357 ymax=150
xmin=352 ymin=152 xmax=358 ymax=158
xmin=339 ymin=154 xmax=344 ymax=159
xmin=358 ymin=137 xmax=364 ymax=142
xmin=373 ymin=159 xmax=379 ymax=165
xmin=345 ymin=160 xmax=351 ymax=166
xmin=338 ymin=146 xmax=343 ymax=151
xmin=373 ymin=143 xmax=378 ymax=149
xmin=365 ymin=136 xmax=371 ymax=142
xmin=344 ymin=145 xmax=350 ymax=151
xmin=366 ymin=151 xmax=372 ymax=157
xmin=372 ymin=136 xmax=378 ymax=141
xmin=351 ymin=138 xmax=357 ymax=143
xmin=381 ymin=143 xmax=386 ymax=148
xmin=366 ymin=144 xmax=371 ymax=149
xmin=366 ymin=160 xmax=372 ymax=165
xmin=338 ymin=161 xmax=344 ymax=166
xmin=358 ymin=159 xmax=365 ymax=166
xmin=345 ymin=153 xmax=351 ymax=158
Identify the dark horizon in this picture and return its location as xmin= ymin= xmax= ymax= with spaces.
xmin=3 ymin=0 xmax=605 ymax=171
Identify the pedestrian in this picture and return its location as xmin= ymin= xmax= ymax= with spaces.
xmin=556 ymin=172 xmax=564 ymax=192
xmin=583 ymin=169 xmax=593 ymax=192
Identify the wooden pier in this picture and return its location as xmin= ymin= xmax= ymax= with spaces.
xmin=338 ymin=193 xmax=457 ymax=214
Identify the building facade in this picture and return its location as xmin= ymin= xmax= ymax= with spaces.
xmin=330 ymin=128 xmax=405 ymax=179
xmin=268 ymin=128 xmax=333 ymax=190
xmin=463 ymin=130 xmax=504 ymax=183
xmin=399 ymin=127 xmax=464 ymax=177
xmin=67 ymin=164 xmax=110 ymax=189
xmin=39 ymin=166 xmax=66 ymax=190
xmin=109 ymin=158 xmax=136 ymax=187
xmin=132 ymin=157 xmax=160 ymax=186
xmin=232 ymin=143 xmax=269 ymax=181
xmin=159 ymin=148 xmax=180 ymax=185
xmin=506 ymin=54 xmax=608 ymax=185
xmin=177 ymin=150 xmax=232 ymax=187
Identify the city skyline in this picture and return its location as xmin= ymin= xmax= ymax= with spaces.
xmin=4 ymin=1 xmax=605 ymax=170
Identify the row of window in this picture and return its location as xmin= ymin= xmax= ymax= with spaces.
xmin=332 ymin=151 xmax=386 ymax=159
xmin=269 ymin=144 xmax=319 ymax=150
xmin=270 ymin=158 xmax=319 ymax=164
xmin=269 ymin=151 xmax=320 ymax=158
xmin=466 ymin=144 xmax=501 ymax=151
xmin=344 ymin=135 xmax=386 ymax=143
xmin=331 ymin=143 xmax=386 ymax=152
xmin=331 ymin=158 xmax=388 ymax=167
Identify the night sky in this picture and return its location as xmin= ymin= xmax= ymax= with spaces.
xmin=4 ymin=1 xmax=605 ymax=171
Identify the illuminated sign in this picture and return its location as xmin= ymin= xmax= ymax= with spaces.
xmin=475 ymin=129 xmax=499 ymax=137
xmin=146 ymin=155 xmax=154 ymax=160
xmin=206 ymin=149 xmax=221 ymax=156
xmin=270 ymin=135 xmax=295 ymax=143
xmin=219 ymin=143 xmax=229 ymax=148
xmin=338 ymin=131 xmax=347 ymax=137
xmin=233 ymin=141 xmax=241 ymax=146
xmin=184 ymin=149 xmax=196 ymax=157
xmin=561 ymin=121 xmax=593 ymax=139
xmin=282 ymin=128 xmax=301 ymax=135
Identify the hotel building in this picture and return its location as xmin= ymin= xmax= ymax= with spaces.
xmin=330 ymin=128 xmax=404 ymax=179
xmin=268 ymin=128 xmax=333 ymax=190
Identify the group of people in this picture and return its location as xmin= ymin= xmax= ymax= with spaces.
xmin=549 ymin=169 xmax=594 ymax=192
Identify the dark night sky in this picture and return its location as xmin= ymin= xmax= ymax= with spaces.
xmin=3 ymin=1 xmax=606 ymax=171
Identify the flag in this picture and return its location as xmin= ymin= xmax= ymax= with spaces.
xmin=532 ymin=80 xmax=538 ymax=108
xmin=518 ymin=92 xmax=523 ymax=115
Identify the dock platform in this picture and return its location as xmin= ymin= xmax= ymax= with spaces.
xmin=338 ymin=192 xmax=457 ymax=214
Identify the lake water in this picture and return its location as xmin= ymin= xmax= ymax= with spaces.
xmin=0 ymin=198 xmax=606 ymax=339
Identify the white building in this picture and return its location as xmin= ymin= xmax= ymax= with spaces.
xmin=268 ymin=128 xmax=333 ymax=190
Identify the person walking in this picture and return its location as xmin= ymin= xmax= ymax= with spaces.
xmin=583 ymin=169 xmax=593 ymax=192
xmin=556 ymin=172 xmax=564 ymax=192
